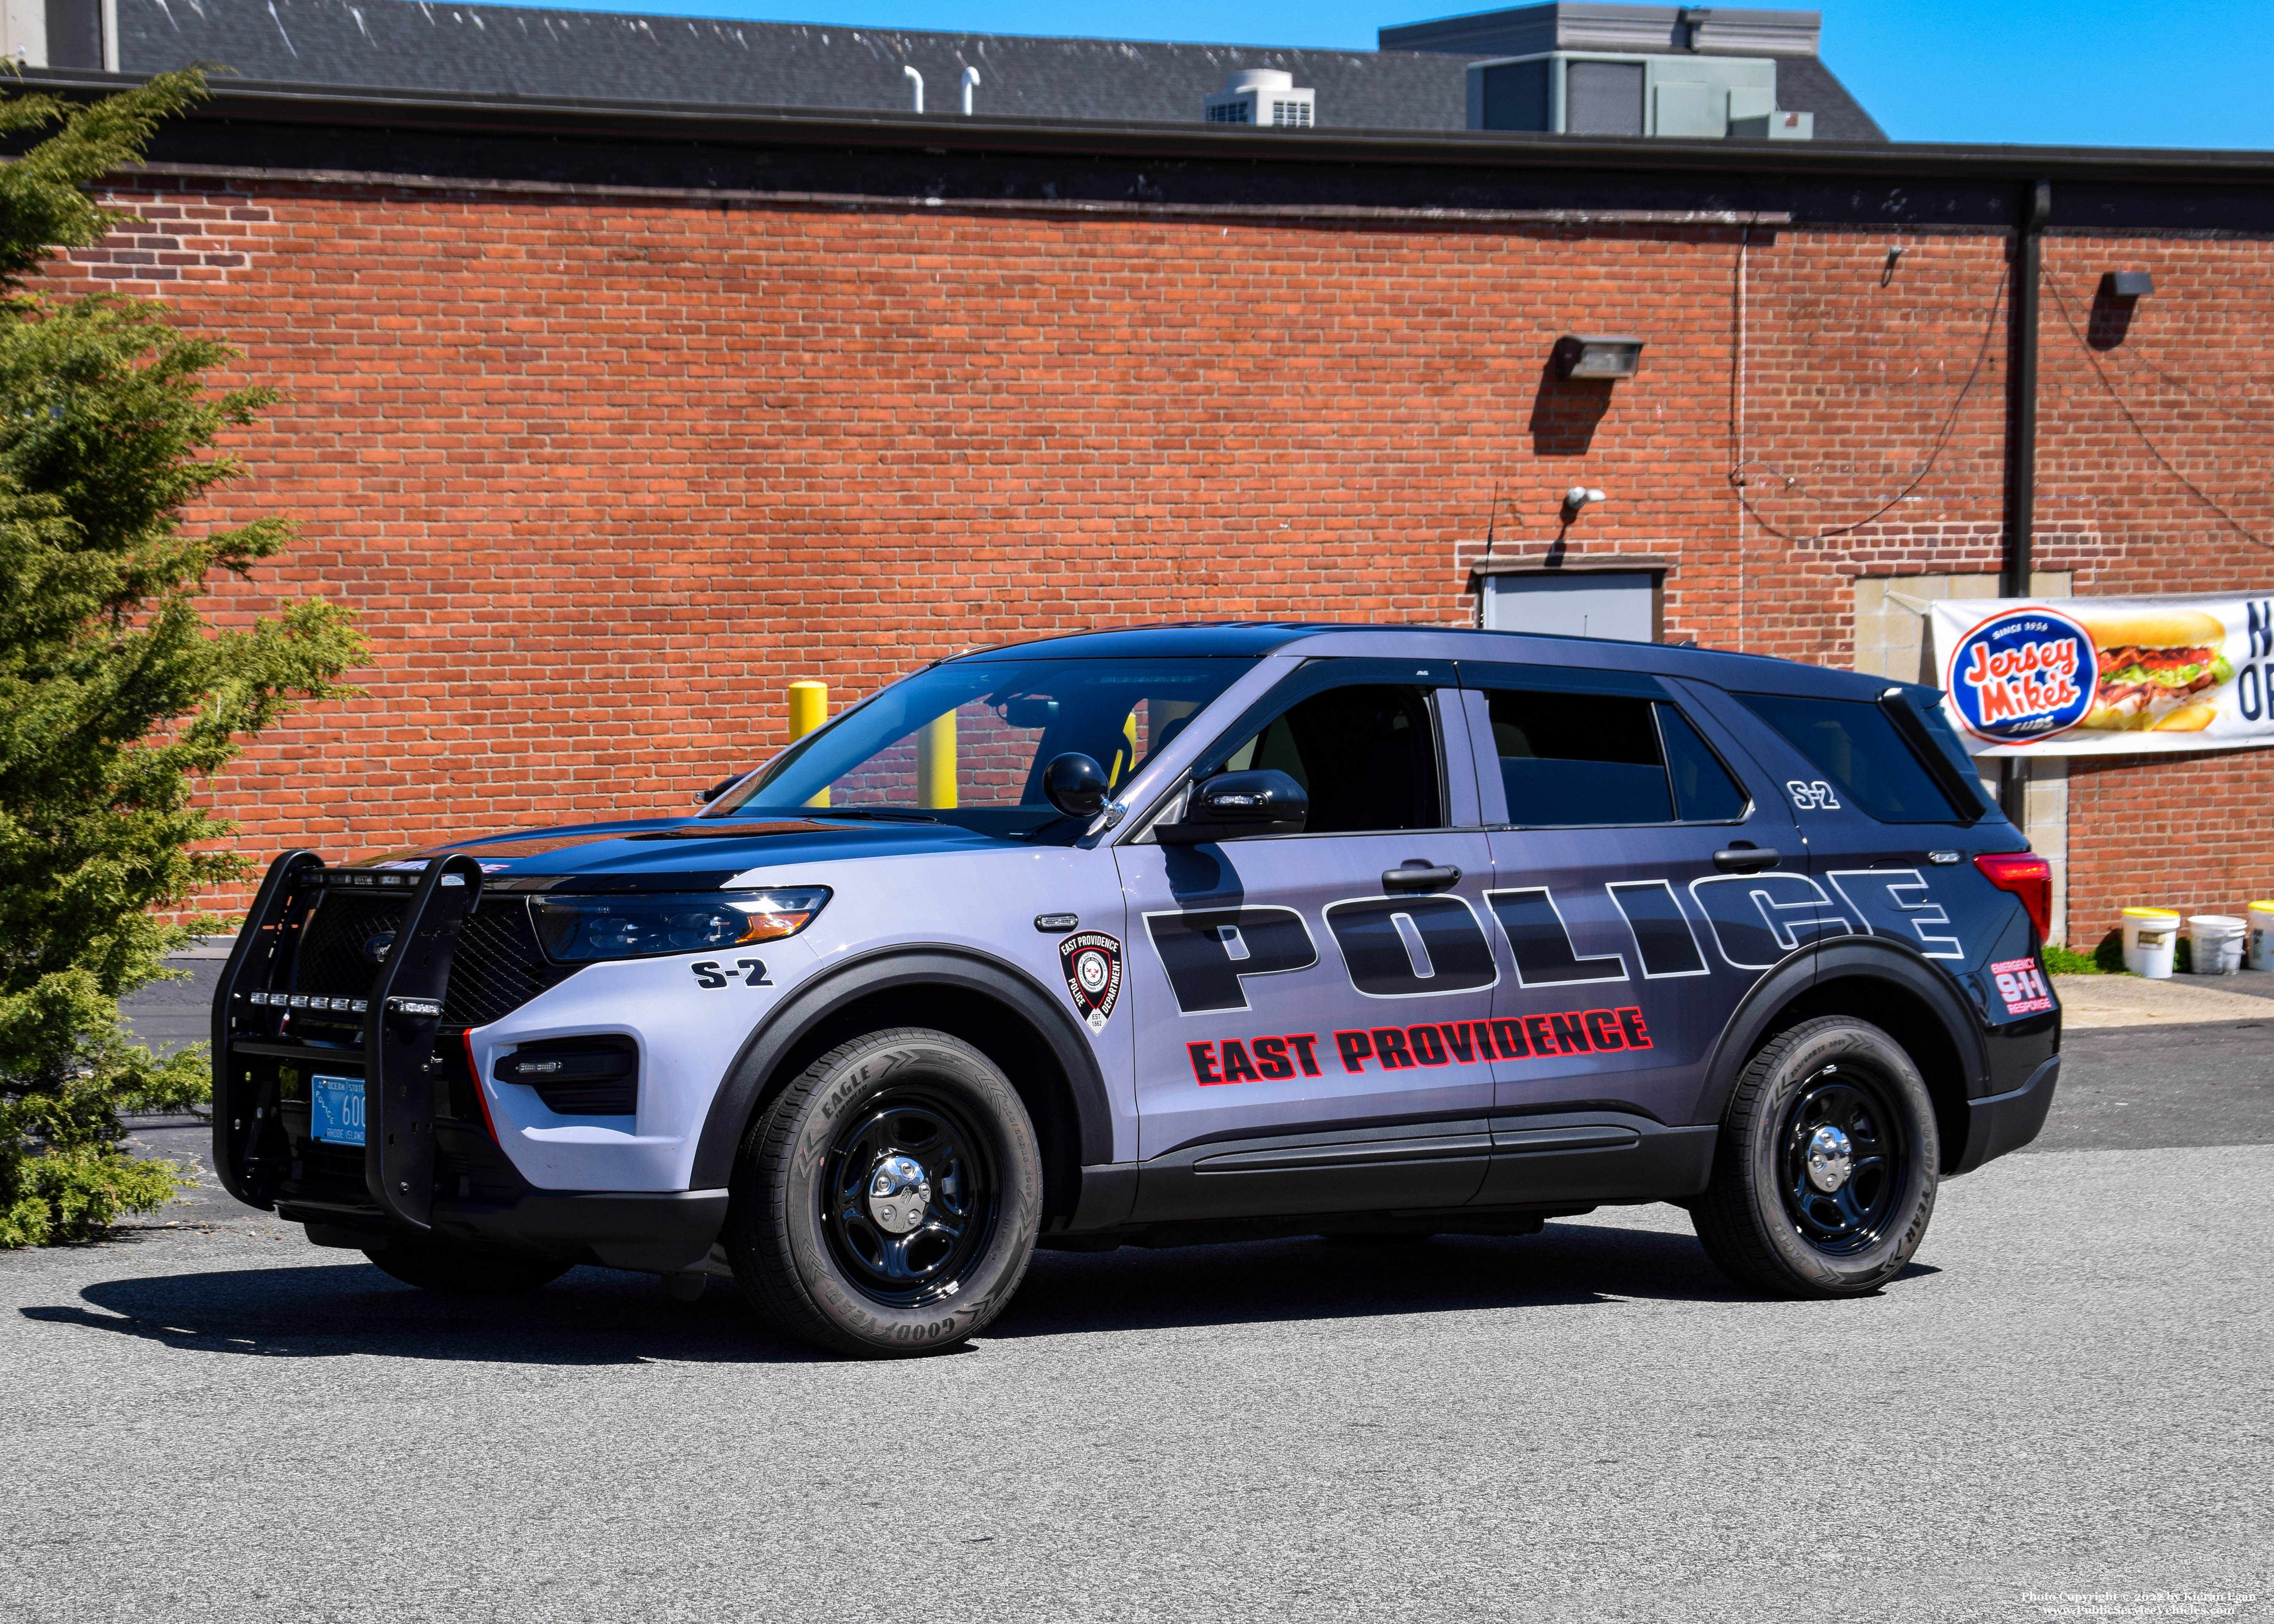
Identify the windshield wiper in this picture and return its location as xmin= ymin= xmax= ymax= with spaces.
xmin=805 ymin=808 xmax=941 ymax=824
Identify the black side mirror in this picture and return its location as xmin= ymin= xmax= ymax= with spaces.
xmin=1041 ymin=752 xmax=1110 ymax=818
xmin=1158 ymin=769 xmax=1308 ymax=844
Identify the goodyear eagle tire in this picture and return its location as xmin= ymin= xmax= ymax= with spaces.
xmin=362 ymin=1242 xmax=570 ymax=1295
xmin=1691 ymin=1015 xmax=1938 ymax=1299
xmin=725 ymin=1028 xmax=1043 ymax=1358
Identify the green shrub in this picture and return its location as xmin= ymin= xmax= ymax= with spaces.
xmin=2039 ymin=943 xmax=2100 ymax=975
xmin=0 ymin=73 xmax=366 ymax=1246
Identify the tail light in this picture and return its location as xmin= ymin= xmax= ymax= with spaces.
xmin=1975 ymin=852 xmax=2053 ymax=942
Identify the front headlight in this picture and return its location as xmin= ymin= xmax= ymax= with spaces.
xmin=531 ymin=888 xmax=831 ymax=964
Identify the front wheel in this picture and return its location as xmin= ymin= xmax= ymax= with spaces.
xmin=1691 ymin=1015 xmax=1939 ymax=1298
xmin=724 ymin=1028 xmax=1043 ymax=1357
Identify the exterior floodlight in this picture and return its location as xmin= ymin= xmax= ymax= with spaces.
xmin=1552 ymin=335 xmax=1644 ymax=380
xmin=2100 ymin=271 xmax=2154 ymax=299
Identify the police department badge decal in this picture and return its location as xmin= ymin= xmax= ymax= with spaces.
xmin=1059 ymin=931 xmax=1123 ymax=1033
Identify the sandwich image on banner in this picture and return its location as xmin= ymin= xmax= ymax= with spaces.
xmin=1927 ymin=593 xmax=2274 ymax=758
xmin=2079 ymin=607 xmax=2229 ymax=732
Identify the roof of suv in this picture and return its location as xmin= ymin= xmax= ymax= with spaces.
xmin=953 ymin=622 xmax=1915 ymax=702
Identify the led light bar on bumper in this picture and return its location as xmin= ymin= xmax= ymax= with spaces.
xmin=530 ymin=888 xmax=831 ymax=964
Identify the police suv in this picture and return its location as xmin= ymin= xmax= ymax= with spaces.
xmin=211 ymin=624 xmax=2060 ymax=1356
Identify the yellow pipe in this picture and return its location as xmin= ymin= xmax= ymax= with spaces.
xmin=788 ymin=680 xmax=829 ymax=807
xmin=916 ymin=710 xmax=958 ymax=809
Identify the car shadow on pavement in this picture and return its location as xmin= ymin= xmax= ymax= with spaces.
xmin=986 ymin=1221 xmax=1766 ymax=1341
xmin=21 ymin=1221 xmax=1930 ymax=1363
xmin=22 ymin=1261 xmax=830 ymax=1367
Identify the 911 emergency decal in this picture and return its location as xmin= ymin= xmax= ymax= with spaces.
xmin=1060 ymin=930 xmax=1124 ymax=1032
xmin=1187 ymin=1007 xmax=1652 ymax=1085
xmin=1990 ymin=957 xmax=2054 ymax=1015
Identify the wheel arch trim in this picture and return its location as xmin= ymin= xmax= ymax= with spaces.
xmin=1694 ymin=936 xmax=1991 ymax=1130
xmin=689 ymin=945 xmax=1114 ymax=1188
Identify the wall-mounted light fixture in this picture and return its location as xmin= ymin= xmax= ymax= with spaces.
xmin=1552 ymin=335 xmax=1645 ymax=381
xmin=2099 ymin=271 xmax=2154 ymax=299
xmin=1562 ymin=486 xmax=1607 ymax=520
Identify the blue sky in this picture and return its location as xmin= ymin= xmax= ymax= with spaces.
xmin=492 ymin=0 xmax=2271 ymax=149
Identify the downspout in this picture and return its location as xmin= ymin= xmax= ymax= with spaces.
xmin=1999 ymin=179 xmax=2052 ymax=823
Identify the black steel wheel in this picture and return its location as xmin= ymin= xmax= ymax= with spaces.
xmin=820 ymin=1092 xmax=1000 ymax=1307
xmin=1692 ymin=1015 xmax=1939 ymax=1298
xmin=1778 ymin=1069 xmax=1904 ymax=1256
xmin=724 ymin=1027 xmax=1043 ymax=1357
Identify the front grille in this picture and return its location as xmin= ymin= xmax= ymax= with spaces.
xmin=447 ymin=902 xmax=575 ymax=1026
xmin=291 ymin=888 xmax=573 ymax=1028
xmin=295 ymin=892 xmax=402 ymax=999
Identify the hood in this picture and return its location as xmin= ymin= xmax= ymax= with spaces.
xmin=359 ymin=814 xmax=1006 ymax=891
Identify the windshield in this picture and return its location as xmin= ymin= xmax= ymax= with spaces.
xmin=710 ymin=657 xmax=1255 ymax=838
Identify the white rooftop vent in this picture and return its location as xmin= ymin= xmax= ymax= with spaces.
xmin=1204 ymin=69 xmax=1315 ymax=129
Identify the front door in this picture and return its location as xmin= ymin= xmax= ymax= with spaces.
xmin=1117 ymin=662 xmax=1497 ymax=1220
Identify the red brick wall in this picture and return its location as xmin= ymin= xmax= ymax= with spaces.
xmin=48 ymin=178 xmax=2274 ymax=935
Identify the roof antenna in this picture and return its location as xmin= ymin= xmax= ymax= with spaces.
xmin=1474 ymin=480 xmax=1502 ymax=630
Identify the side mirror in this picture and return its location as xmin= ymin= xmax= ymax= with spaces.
xmin=1157 ymin=770 xmax=1308 ymax=844
xmin=1041 ymin=752 xmax=1109 ymax=819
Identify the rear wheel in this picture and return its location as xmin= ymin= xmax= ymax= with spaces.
xmin=725 ymin=1028 xmax=1043 ymax=1358
xmin=361 ymin=1241 xmax=570 ymax=1295
xmin=1692 ymin=1015 xmax=1939 ymax=1298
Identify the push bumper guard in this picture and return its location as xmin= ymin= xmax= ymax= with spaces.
xmin=213 ymin=849 xmax=484 ymax=1231
xmin=214 ymin=850 xmax=725 ymax=1270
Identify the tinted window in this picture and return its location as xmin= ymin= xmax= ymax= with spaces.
xmin=1736 ymin=693 xmax=1963 ymax=824
xmin=1659 ymin=704 xmax=1751 ymax=821
xmin=1492 ymin=690 xmax=1668 ymax=824
xmin=1220 ymin=684 xmax=1441 ymax=834
xmin=1487 ymin=692 xmax=1750 ymax=827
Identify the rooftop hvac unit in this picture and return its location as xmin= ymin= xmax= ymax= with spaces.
xmin=1466 ymin=51 xmax=1805 ymax=141
xmin=1204 ymin=69 xmax=1315 ymax=129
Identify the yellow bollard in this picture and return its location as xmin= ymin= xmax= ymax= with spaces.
xmin=788 ymin=680 xmax=829 ymax=807
xmin=916 ymin=710 xmax=958 ymax=809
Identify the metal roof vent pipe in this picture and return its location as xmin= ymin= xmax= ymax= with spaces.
xmin=903 ymin=64 xmax=923 ymax=114
xmin=962 ymin=65 xmax=979 ymax=115
xmin=1204 ymin=68 xmax=1315 ymax=128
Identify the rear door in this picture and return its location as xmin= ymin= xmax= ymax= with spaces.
xmin=1456 ymin=663 xmax=1800 ymax=1137
xmin=1116 ymin=660 xmax=1498 ymax=1219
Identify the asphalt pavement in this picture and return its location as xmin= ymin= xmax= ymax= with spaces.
xmin=3 ymin=993 xmax=2266 ymax=1623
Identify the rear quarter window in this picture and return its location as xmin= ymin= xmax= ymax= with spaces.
xmin=1735 ymin=692 xmax=1964 ymax=824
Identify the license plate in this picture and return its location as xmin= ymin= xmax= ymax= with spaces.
xmin=311 ymin=1075 xmax=367 ymax=1147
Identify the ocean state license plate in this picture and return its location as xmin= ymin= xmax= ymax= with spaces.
xmin=311 ymin=1075 xmax=367 ymax=1148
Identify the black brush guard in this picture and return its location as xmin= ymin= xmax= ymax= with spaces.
xmin=211 ymin=849 xmax=485 ymax=1232
xmin=211 ymin=849 xmax=729 ymax=1269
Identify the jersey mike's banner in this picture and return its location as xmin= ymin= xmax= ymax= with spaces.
xmin=1927 ymin=594 xmax=2274 ymax=757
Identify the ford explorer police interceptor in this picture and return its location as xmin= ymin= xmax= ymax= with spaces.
xmin=211 ymin=624 xmax=2060 ymax=1356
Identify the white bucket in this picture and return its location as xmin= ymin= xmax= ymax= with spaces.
xmin=2249 ymin=901 xmax=2274 ymax=972
xmin=2121 ymin=907 xmax=2181 ymax=979
xmin=2190 ymin=914 xmax=2247 ymax=976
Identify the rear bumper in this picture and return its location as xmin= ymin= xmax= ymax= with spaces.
xmin=1951 ymin=1055 xmax=2059 ymax=1175
xmin=290 ymin=1188 xmax=730 ymax=1272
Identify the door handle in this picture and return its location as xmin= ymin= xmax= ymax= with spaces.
xmin=1383 ymin=863 xmax=1462 ymax=894
xmin=1712 ymin=845 xmax=1781 ymax=873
